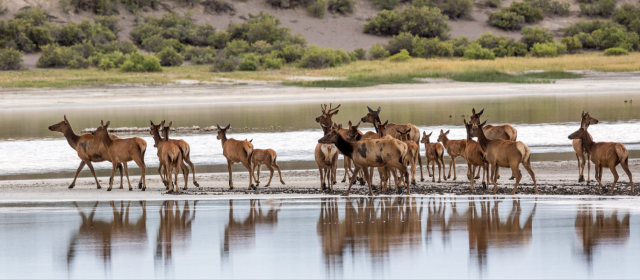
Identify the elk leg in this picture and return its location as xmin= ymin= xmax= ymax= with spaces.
xmin=183 ymin=154 xmax=199 ymax=187
xmin=227 ymin=161 xmax=234 ymax=190
xmin=432 ymin=159 xmax=436 ymax=182
xmin=85 ymin=161 xmax=101 ymax=189
xmin=158 ymin=165 xmax=166 ymax=187
xmin=362 ymin=167 xmax=374 ymax=196
xmin=595 ymin=165 xmax=604 ymax=193
xmin=181 ymin=161 xmax=189 ymax=191
xmin=265 ymin=165 xmax=275 ymax=187
xmin=586 ymin=153 xmax=591 ymax=183
xmin=328 ymin=167 xmax=334 ymax=192
xmin=342 ymin=157 xmax=351 ymax=183
xmin=107 ymin=162 xmax=117 ymax=191
xmin=510 ymin=164 xmax=522 ymax=195
xmin=452 ymin=156 xmax=458 ymax=181
xmin=620 ymin=160 xmax=634 ymax=193
xmin=255 ymin=164 xmax=262 ymax=186
xmin=576 ymin=153 xmax=585 ymax=182
xmin=346 ymin=166 xmax=362 ymax=196
xmin=474 ymin=166 xmax=481 ymax=179
xmin=447 ymin=156 xmax=454 ymax=179
xmin=427 ymin=158 xmax=433 ymax=177
xmin=69 ymin=161 xmax=86 ymax=189
xmin=410 ymin=156 xmax=417 ymax=185
xmin=417 ymin=150 xmax=424 ymax=182
xmin=318 ymin=167 xmax=326 ymax=191
xmin=241 ymin=161 xmax=256 ymax=190
xmin=401 ymin=166 xmax=411 ymax=195
xmin=123 ymin=162 xmax=132 ymax=190
xmin=609 ymin=166 xmax=619 ymax=193
xmin=273 ymin=162 xmax=285 ymax=185
xmin=523 ymin=160 xmax=537 ymax=194
xmin=468 ymin=163 xmax=475 ymax=190
xmin=491 ymin=164 xmax=499 ymax=194
xmin=165 ymin=157 xmax=174 ymax=193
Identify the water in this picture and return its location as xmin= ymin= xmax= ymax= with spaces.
xmin=1 ymin=92 xmax=638 ymax=178
xmin=0 ymin=197 xmax=638 ymax=279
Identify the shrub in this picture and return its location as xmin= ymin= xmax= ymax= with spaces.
xmin=307 ymin=0 xmax=326 ymax=18
xmin=94 ymin=15 xmax=121 ymax=35
xmin=369 ymin=43 xmax=390 ymax=59
xmin=328 ymin=0 xmax=355 ymax=14
xmin=210 ymin=52 xmax=241 ymax=72
xmin=486 ymin=0 xmax=502 ymax=8
xmin=120 ymin=52 xmax=162 ymax=72
xmin=506 ymin=1 xmax=544 ymax=23
xmin=386 ymin=32 xmax=415 ymax=55
xmin=604 ymin=47 xmax=629 ymax=56
xmin=474 ymin=32 xmax=527 ymax=57
xmin=183 ymin=46 xmax=217 ymax=64
xmin=349 ymin=48 xmax=366 ymax=60
xmin=0 ymin=48 xmax=22 ymax=70
xmin=520 ymin=27 xmax=554 ymax=49
xmin=238 ymin=55 xmax=258 ymax=71
xmin=372 ymin=0 xmax=399 ymax=10
xmin=281 ymin=44 xmax=305 ymax=62
xmin=579 ymin=0 xmax=615 ymax=17
xmin=363 ymin=7 xmax=450 ymax=39
xmin=630 ymin=19 xmax=640 ymax=35
xmin=463 ymin=43 xmax=496 ymax=60
xmin=388 ymin=49 xmax=411 ymax=62
xmin=561 ymin=36 xmax=582 ymax=53
xmin=299 ymin=46 xmax=349 ymax=69
xmin=560 ymin=19 xmax=623 ymax=37
xmin=263 ymin=57 xmax=283 ymax=69
xmin=487 ymin=10 xmax=525 ymax=30
xmin=244 ymin=13 xmax=295 ymax=44
xmin=156 ymin=47 xmax=183 ymax=66
xmin=612 ymin=4 xmax=640 ymax=27
xmin=436 ymin=0 xmax=474 ymax=18
xmin=587 ymin=27 xmax=639 ymax=50
xmin=251 ymin=40 xmax=273 ymax=54
xmin=141 ymin=35 xmax=184 ymax=53
xmin=450 ymin=36 xmax=470 ymax=57
xmin=526 ymin=0 xmax=570 ymax=16
xmin=37 ymin=45 xmax=73 ymax=67
xmin=530 ymin=42 xmax=566 ymax=57
xmin=224 ymin=39 xmax=250 ymax=56
xmin=203 ymin=0 xmax=236 ymax=14
xmin=92 ymin=51 xmax=126 ymax=70
xmin=98 ymin=40 xmax=138 ymax=54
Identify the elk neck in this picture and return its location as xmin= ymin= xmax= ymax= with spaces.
xmin=151 ymin=128 xmax=163 ymax=147
xmin=98 ymin=130 xmax=113 ymax=148
xmin=219 ymin=132 xmax=228 ymax=147
xmin=475 ymin=127 xmax=490 ymax=151
xmin=62 ymin=125 xmax=80 ymax=150
xmin=579 ymin=131 xmax=596 ymax=153
xmin=333 ymin=133 xmax=355 ymax=158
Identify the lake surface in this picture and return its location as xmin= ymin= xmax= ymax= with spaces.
xmin=0 ymin=91 xmax=638 ymax=179
xmin=0 ymin=197 xmax=638 ymax=279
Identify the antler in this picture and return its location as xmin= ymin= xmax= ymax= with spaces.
xmin=320 ymin=104 xmax=328 ymax=113
xmin=327 ymin=103 xmax=341 ymax=113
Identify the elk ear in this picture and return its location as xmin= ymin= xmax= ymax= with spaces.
xmin=333 ymin=110 xmax=339 ymax=115
xmin=478 ymin=109 xmax=484 ymax=116
xmin=406 ymin=128 xmax=411 ymax=133
xmin=480 ymin=120 xmax=487 ymax=126
xmin=445 ymin=130 xmax=450 ymax=135
xmin=64 ymin=115 xmax=69 ymax=123
xmin=249 ymin=139 xmax=253 ymax=143
xmin=356 ymin=121 xmax=361 ymax=127
xmin=216 ymin=124 xmax=222 ymax=130
xmin=428 ymin=132 xmax=432 ymax=137
xmin=150 ymin=120 xmax=154 ymax=126
xmin=383 ymin=120 xmax=388 ymax=126
xmin=472 ymin=108 xmax=476 ymax=114
xmin=104 ymin=121 xmax=110 ymax=128
xmin=348 ymin=120 xmax=352 ymax=127
xmin=397 ymin=129 xmax=403 ymax=134
xmin=100 ymin=120 xmax=104 ymax=126
xmin=423 ymin=131 xmax=427 ymax=136
xmin=225 ymin=124 xmax=231 ymax=130
xmin=168 ymin=121 xmax=173 ymax=128
xmin=377 ymin=107 xmax=381 ymax=113
xmin=581 ymin=111 xmax=585 ymax=117
xmin=463 ymin=118 xmax=468 ymax=125
xmin=367 ymin=106 xmax=374 ymax=113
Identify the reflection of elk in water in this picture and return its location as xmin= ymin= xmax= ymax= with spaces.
xmin=155 ymin=200 xmax=197 ymax=268
xmin=316 ymin=197 xmax=423 ymax=272
xmin=574 ymin=204 xmax=630 ymax=262
xmin=67 ymin=201 xmax=147 ymax=270
xmin=222 ymin=199 xmax=281 ymax=255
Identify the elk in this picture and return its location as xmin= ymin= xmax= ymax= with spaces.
xmin=470 ymin=108 xmax=518 ymax=180
xmin=568 ymin=127 xmax=633 ymax=193
xmin=162 ymin=121 xmax=189 ymax=192
xmin=315 ymin=124 xmax=339 ymax=191
xmin=48 ymin=115 xmax=128 ymax=189
xmin=437 ymin=130 xmax=466 ymax=181
xmin=216 ymin=124 xmax=256 ymax=190
xmin=471 ymin=120 xmax=537 ymax=194
xmin=318 ymin=128 xmax=409 ymax=196
xmin=463 ymin=119 xmax=488 ymax=190
xmin=345 ymin=121 xmax=395 ymax=190
xmin=397 ymin=128 xmax=420 ymax=185
xmin=420 ymin=131 xmax=445 ymax=183
xmin=573 ymin=111 xmax=599 ymax=182
xmin=158 ymin=122 xmax=199 ymax=188
xmin=93 ymin=120 xmax=147 ymax=191
xmin=360 ymin=106 xmax=424 ymax=182
xmin=250 ymin=147 xmax=285 ymax=187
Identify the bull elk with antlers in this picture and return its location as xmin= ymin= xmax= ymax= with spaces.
xmin=573 ymin=111 xmax=599 ymax=183
xmin=93 ymin=120 xmax=148 ymax=191
xmin=216 ymin=124 xmax=256 ymax=190
xmin=471 ymin=120 xmax=537 ymax=194
xmin=420 ymin=132 xmax=445 ymax=183
xmin=48 ymin=115 xmax=128 ymax=189
xmin=568 ymin=127 xmax=633 ymax=193
xmin=360 ymin=106 xmax=424 ymax=182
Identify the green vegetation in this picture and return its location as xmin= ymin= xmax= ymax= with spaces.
xmin=579 ymin=0 xmax=615 ymax=17
xmin=0 ymin=48 xmax=22 ymax=70
xmin=464 ymin=44 xmax=496 ymax=60
xmin=604 ymin=47 xmax=629 ymax=56
xmin=526 ymin=0 xmax=570 ymax=16
xmin=530 ymin=42 xmax=566 ymax=57
xmin=520 ymin=27 xmax=554 ymax=50
xmin=363 ymin=6 xmax=450 ymax=39
xmin=488 ymin=1 xmax=543 ymax=30
xmin=388 ymin=49 xmax=412 ymax=62
xmin=328 ymin=0 xmax=355 ymax=14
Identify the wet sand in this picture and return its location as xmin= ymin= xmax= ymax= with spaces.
xmin=1 ymin=159 xmax=637 ymax=201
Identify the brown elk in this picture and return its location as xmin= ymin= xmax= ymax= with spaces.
xmin=93 ymin=120 xmax=147 ymax=191
xmin=397 ymin=128 xmax=420 ymax=185
xmin=318 ymin=127 xmax=409 ymax=196
xmin=158 ymin=122 xmax=199 ymax=188
xmin=162 ymin=121 xmax=189 ymax=192
xmin=573 ymin=111 xmax=599 ymax=182
xmin=470 ymin=108 xmax=518 ymax=180
xmin=250 ymin=147 xmax=285 ymax=187
xmin=316 ymin=124 xmax=339 ymax=191
xmin=463 ymin=119 xmax=488 ymax=190
xmin=472 ymin=120 xmax=537 ymax=194
xmin=360 ymin=106 xmax=424 ymax=182
xmin=48 ymin=115 xmax=127 ymax=189
xmin=420 ymin=131 xmax=445 ymax=183
xmin=216 ymin=124 xmax=256 ymax=190
xmin=568 ymin=127 xmax=633 ymax=193
xmin=437 ymin=130 xmax=466 ymax=181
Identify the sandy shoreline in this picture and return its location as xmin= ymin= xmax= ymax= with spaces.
xmin=1 ymin=159 xmax=637 ymax=202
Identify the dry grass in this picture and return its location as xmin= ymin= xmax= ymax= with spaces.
xmin=1 ymin=53 xmax=639 ymax=88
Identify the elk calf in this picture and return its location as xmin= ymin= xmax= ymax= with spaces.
xmin=216 ymin=124 xmax=256 ymax=190
xmin=568 ymin=127 xmax=633 ymax=193
xmin=420 ymin=131 xmax=445 ymax=183
xmin=251 ymin=147 xmax=285 ymax=187
xmin=437 ymin=130 xmax=466 ymax=181
xmin=93 ymin=120 xmax=147 ymax=191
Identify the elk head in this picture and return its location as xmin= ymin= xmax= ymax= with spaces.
xmin=437 ymin=129 xmax=450 ymax=142
xmin=470 ymin=120 xmax=487 ymax=138
xmin=150 ymin=120 xmax=163 ymax=147
xmin=568 ymin=127 xmax=588 ymax=140
xmin=216 ymin=124 xmax=231 ymax=140
xmin=346 ymin=121 xmax=362 ymax=141
xmin=420 ymin=131 xmax=433 ymax=144
xmin=374 ymin=119 xmax=389 ymax=137
xmin=396 ymin=128 xmax=412 ymax=141
xmin=318 ymin=128 xmax=340 ymax=144
xmin=92 ymin=120 xmax=111 ymax=139
xmin=315 ymin=103 xmax=341 ymax=126
xmin=580 ymin=111 xmax=599 ymax=130
xmin=360 ymin=106 xmax=382 ymax=124
xmin=470 ymin=108 xmax=485 ymax=125
xmin=48 ymin=115 xmax=71 ymax=132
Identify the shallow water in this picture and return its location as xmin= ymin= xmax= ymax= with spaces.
xmin=0 ymin=92 xmax=638 ymax=178
xmin=0 ymin=197 xmax=638 ymax=279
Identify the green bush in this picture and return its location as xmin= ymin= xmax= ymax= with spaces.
xmin=520 ymin=27 xmax=554 ymax=49
xmin=251 ymin=40 xmax=273 ymax=54
xmin=141 ymin=35 xmax=184 ymax=53
xmin=120 ymin=52 xmax=162 ymax=72
xmin=436 ymin=0 xmax=474 ymax=18
xmin=183 ymin=46 xmax=217 ymax=64
xmin=604 ymin=47 xmax=629 ymax=56
xmin=349 ymin=48 xmax=366 ymax=60
xmin=388 ymin=49 xmax=411 ymax=62
xmin=211 ymin=52 xmax=241 ymax=72
xmin=156 ymin=47 xmax=183 ymax=66
xmin=328 ymin=0 xmax=355 ymax=14
xmin=202 ymin=0 xmax=236 ymax=14
xmin=0 ymin=48 xmax=22 ymax=70
xmin=579 ymin=0 xmax=615 ymax=17
xmin=280 ymin=44 xmax=305 ymax=62
xmin=238 ymin=55 xmax=258 ymax=71
xmin=369 ymin=43 xmax=390 ymax=59
xmin=486 ymin=0 xmax=502 ymax=8
xmin=263 ymin=57 xmax=283 ymax=69
xmin=92 ymin=51 xmax=126 ymax=70
xmin=560 ymin=20 xmax=624 ymax=37
xmin=587 ymin=27 xmax=639 ymax=50
xmin=363 ymin=7 xmax=450 ymax=39
xmin=97 ymin=40 xmax=138 ymax=54
xmin=386 ymin=32 xmax=414 ymax=55
xmin=530 ymin=42 xmax=566 ymax=57
xmin=372 ymin=0 xmax=399 ymax=10
xmin=224 ymin=39 xmax=250 ymax=56
xmin=70 ymin=0 xmax=119 ymax=15
xmin=307 ymin=0 xmax=326 ymax=18
xmin=37 ymin=45 xmax=74 ymax=67
xmin=612 ymin=4 xmax=640 ymax=27
xmin=561 ymin=35 xmax=583 ymax=53
xmin=463 ymin=43 xmax=496 ymax=60
xmin=526 ymin=0 xmax=570 ymax=16
xmin=508 ymin=1 xmax=544 ymax=22
xmin=474 ymin=32 xmax=527 ymax=57
xmin=630 ymin=19 xmax=640 ymax=35
xmin=94 ymin=15 xmax=121 ymax=35
xmin=487 ymin=10 xmax=525 ymax=30
xmin=299 ymin=46 xmax=349 ymax=69
xmin=450 ymin=36 xmax=470 ymax=57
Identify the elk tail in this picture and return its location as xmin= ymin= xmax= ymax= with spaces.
xmin=509 ymin=125 xmax=518 ymax=141
xmin=138 ymin=139 xmax=147 ymax=164
xmin=516 ymin=142 xmax=531 ymax=164
xmin=271 ymin=154 xmax=278 ymax=166
xmin=180 ymin=143 xmax=190 ymax=159
xmin=615 ymin=143 xmax=629 ymax=165
xmin=244 ymin=145 xmax=254 ymax=165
